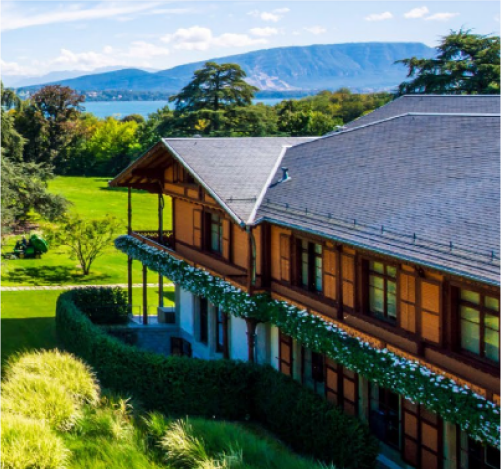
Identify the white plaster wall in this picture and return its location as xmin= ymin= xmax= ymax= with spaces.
xmin=179 ymin=287 xmax=194 ymax=336
xmin=255 ymin=322 xmax=270 ymax=365
xmin=269 ymin=325 xmax=280 ymax=370
xmin=230 ymin=316 xmax=248 ymax=361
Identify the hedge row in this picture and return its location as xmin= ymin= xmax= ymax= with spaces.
xmin=56 ymin=290 xmax=379 ymax=469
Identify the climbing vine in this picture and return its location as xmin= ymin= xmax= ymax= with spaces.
xmin=115 ymin=235 xmax=500 ymax=448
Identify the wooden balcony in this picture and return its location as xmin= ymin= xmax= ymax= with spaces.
xmin=130 ymin=231 xmax=259 ymax=292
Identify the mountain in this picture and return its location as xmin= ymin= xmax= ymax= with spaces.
xmin=17 ymin=42 xmax=435 ymax=94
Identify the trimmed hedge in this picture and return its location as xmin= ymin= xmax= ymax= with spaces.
xmin=56 ymin=290 xmax=379 ymax=469
xmin=72 ymin=286 xmax=128 ymax=325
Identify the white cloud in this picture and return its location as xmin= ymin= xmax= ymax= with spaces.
xmin=425 ymin=12 xmax=459 ymax=21
xmin=0 ymin=59 xmax=38 ymax=76
xmin=1 ymin=2 xmax=161 ymax=31
xmin=404 ymin=7 xmax=429 ymax=19
xmin=249 ymin=27 xmax=279 ymax=37
xmin=495 ymin=15 xmax=500 ymax=23
xmin=161 ymin=26 xmax=266 ymax=51
xmin=365 ymin=12 xmax=393 ymax=22
xmin=303 ymin=26 xmax=327 ymax=35
xmin=125 ymin=41 xmax=169 ymax=58
xmin=247 ymin=8 xmax=289 ymax=22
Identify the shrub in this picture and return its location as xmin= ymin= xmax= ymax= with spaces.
xmin=1 ymin=413 xmax=68 ymax=469
xmin=56 ymin=290 xmax=378 ymax=469
xmin=6 ymin=349 xmax=100 ymax=405
xmin=2 ymin=371 xmax=81 ymax=431
xmin=72 ymin=286 xmax=128 ymax=324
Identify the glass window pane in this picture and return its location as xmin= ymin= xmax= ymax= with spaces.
xmin=315 ymin=267 xmax=322 ymax=292
xmin=461 ymin=320 xmax=480 ymax=355
xmin=485 ymin=314 xmax=500 ymax=332
xmin=370 ymin=275 xmax=384 ymax=289
xmin=485 ymin=296 xmax=500 ymax=312
xmin=387 ymin=280 xmax=396 ymax=295
xmin=370 ymin=286 xmax=385 ymax=315
xmin=314 ymin=244 xmax=322 ymax=255
xmin=484 ymin=329 xmax=500 ymax=362
xmin=370 ymin=261 xmax=384 ymax=274
xmin=460 ymin=290 xmax=480 ymax=305
xmin=486 ymin=445 xmax=501 ymax=469
xmin=386 ymin=266 xmax=397 ymax=278
xmin=460 ymin=306 xmax=480 ymax=324
xmin=387 ymin=293 xmax=397 ymax=321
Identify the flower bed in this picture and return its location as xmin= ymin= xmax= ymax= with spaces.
xmin=115 ymin=234 xmax=501 ymax=448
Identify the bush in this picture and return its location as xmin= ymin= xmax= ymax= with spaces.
xmin=2 ymin=371 xmax=81 ymax=431
xmin=1 ymin=414 xmax=68 ymax=469
xmin=56 ymin=290 xmax=378 ymax=469
xmin=72 ymin=286 xmax=128 ymax=324
xmin=6 ymin=349 xmax=100 ymax=405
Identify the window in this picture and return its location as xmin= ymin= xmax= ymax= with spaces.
xmin=199 ymin=298 xmax=208 ymax=344
xmin=461 ymin=435 xmax=500 ymax=469
xmin=215 ymin=307 xmax=228 ymax=355
xmin=369 ymin=261 xmax=397 ymax=323
xmin=298 ymin=240 xmax=323 ymax=293
xmin=459 ymin=289 xmax=499 ymax=363
xmin=302 ymin=348 xmax=325 ymax=395
xmin=370 ymin=385 xmax=400 ymax=449
xmin=209 ymin=213 xmax=223 ymax=255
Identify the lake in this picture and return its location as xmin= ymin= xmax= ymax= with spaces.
xmin=83 ymin=98 xmax=286 ymax=119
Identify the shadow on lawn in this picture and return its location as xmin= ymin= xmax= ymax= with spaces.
xmin=1 ymin=317 xmax=57 ymax=365
xmin=3 ymin=265 xmax=112 ymax=286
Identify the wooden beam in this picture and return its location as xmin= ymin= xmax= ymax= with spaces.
xmin=132 ymin=168 xmax=164 ymax=179
xmin=128 ymin=183 xmax=161 ymax=193
xmin=127 ymin=187 xmax=132 ymax=235
xmin=143 ymin=264 xmax=148 ymax=325
xmin=128 ymin=256 xmax=133 ymax=312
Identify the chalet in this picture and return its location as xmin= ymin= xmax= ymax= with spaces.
xmin=110 ymin=95 xmax=500 ymax=469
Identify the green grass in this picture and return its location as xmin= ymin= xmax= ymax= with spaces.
xmin=1 ymin=287 xmax=174 ymax=364
xmin=2 ymin=176 xmax=172 ymax=287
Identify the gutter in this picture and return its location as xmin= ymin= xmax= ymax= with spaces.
xmin=161 ymin=140 xmax=246 ymax=228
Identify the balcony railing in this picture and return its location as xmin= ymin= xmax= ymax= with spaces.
xmin=133 ymin=230 xmax=174 ymax=249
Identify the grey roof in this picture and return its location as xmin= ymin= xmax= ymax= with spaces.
xmin=163 ymin=137 xmax=317 ymax=224
xmin=257 ymin=113 xmax=500 ymax=285
xmin=342 ymin=95 xmax=501 ymax=130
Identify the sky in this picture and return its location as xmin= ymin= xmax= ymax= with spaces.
xmin=1 ymin=1 xmax=499 ymax=77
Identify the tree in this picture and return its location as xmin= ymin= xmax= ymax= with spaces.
xmin=169 ymin=62 xmax=259 ymax=112
xmin=1 ymin=157 xmax=69 ymax=234
xmin=15 ymin=85 xmax=85 ymax=165
xmin=397 ymin=29 xmax=500 ymax=95
xmin=46 ymin=215 xmax=120 ymax=275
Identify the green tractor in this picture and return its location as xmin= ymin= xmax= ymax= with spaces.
xmin=4 ymin=234 xmax=49 ymax=260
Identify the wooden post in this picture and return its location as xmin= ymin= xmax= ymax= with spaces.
xmin=158 ymin=274 xmax=164 ymax=308
xmin=246 ymin=228 xmax=254 ymax=294
xmin=142 ymin=264 xmax=148 ymax=325
xmin=158 ymin=193 xmax=164 ymax=244
xmin=245 ymin=317 xmax=258 ymax=363
xmin=127 ymin=256 xmax=133 ymax=313
xmin=127 ymin=187 xmax=132 ymax=235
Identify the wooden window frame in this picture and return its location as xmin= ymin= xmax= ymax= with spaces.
xmin=296 ymin=238 xmax=323 ymax=294
xmin=279 ymin=331 xmax=293 ymax=376
xmin=367 ymin=259 xmax=398 ymax=325
xmin=457 ymin=287 xmax=500 ymax=364
xmin=459 ymin=432 xmax=500 ymax=469
xmin=301 ymin=347 xmax=325 ymax=394
xmin=369 ymin=384 xmax=401 ymax=450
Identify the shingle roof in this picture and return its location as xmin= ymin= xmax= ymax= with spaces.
xmin=163 ymin=137 xmax=317 ymax=224
xmin=342 ymin=95 xmax=501 ymax=130
xmin=257 ymin=113 xmax=500 ymax=285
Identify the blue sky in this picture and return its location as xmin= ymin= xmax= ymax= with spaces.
xmin=2 ymin=1 xmax=499 ymax=77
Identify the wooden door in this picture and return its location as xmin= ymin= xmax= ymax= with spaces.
xmin=280 ymin=234 xmax=291 ymax=283
xmin=402 ymin=399 xmax=443 ymax=469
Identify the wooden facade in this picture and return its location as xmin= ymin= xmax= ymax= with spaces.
xmin=113 ymin=144 xmax=500 ymax=469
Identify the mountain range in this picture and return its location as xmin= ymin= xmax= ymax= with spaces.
xmin=15 ymin=42 xmax=435 ymax=94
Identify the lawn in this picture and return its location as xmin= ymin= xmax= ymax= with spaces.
xmin=1 ymin=287 xmax=175 ymax=364
xmin=2 ymin=176 xmax=172 ymax=287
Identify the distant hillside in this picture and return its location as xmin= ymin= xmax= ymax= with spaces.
xmin=18 ymin=42 xmax=435 ymax=94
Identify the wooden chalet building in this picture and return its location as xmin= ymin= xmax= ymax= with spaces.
xmin=110 ymin=95 xmax=501 ymax=469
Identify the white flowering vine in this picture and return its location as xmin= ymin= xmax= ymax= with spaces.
xmin=115 ymin=235 xmax=500 ymax=448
